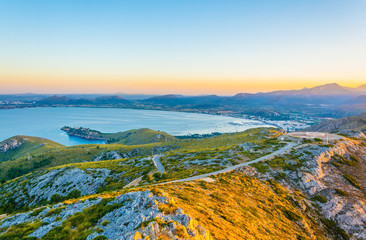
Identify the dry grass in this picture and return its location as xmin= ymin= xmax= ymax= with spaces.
xmin=154 ymin=172 xmax=328 ymax=240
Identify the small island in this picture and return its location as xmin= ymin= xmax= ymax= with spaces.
xmin=61 ymin=126 xmax=177 ymax=145
xmin=61 ymin=126 xmax=106 ymax=141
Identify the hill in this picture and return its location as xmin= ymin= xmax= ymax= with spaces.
xmin=0 ymin=136 xmax=63 ymax=162
xmin=0 ymin=127 xmax=365 ymax=239
xmin=306 ymin=112 xmax=366 ymax=135
xmin=61 ymin=127 xmax=178 ymax=145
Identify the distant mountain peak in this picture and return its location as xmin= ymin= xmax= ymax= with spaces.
xmin=356 ymin=84 xmax=366 ymax=90
xmin=310 ymin=83 xmax=344 ymax=90
xmin=149 ymin=94 xmax=180 ymax=100
xmin=233 ymin=93 xmax=252 ymax=98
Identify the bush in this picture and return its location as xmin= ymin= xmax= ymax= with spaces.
xmin=282 ymin=209 xmax=301 ymax=221
xmin=29 ymin=207 xmax=46 ymax=217
xmin=343 ymin=174 xmax=362 ymax=189
xmin=334 ymin=189 xmax=348 ymax=197
xmin=45 ymin=207 xmax=65 ymax=217
xmin=251 ymin=163 xmax=269 ymax=173
xmin=101 ymin=220 xmax=110 ymax=226
xmin=311 ymin=195 xmax=328 ymax=203
xmin=93 ymin=236 xmax=107 ymax=240
xmin=275 ymin=172 xmax=286 ymax=180
xmin=148 ymin=174 xmax=154 ymax=182
xmin=50 ymin=190 xmax=81 ymax=204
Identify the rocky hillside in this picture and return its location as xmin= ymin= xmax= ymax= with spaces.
xmin=0 ymin=128 xmax=365 ymax=239
xmin=240 ymin=137 xmax=366 ymax=239
xmin=0 ymin=190 xmax=212 ymax=240
xmin=306 ymin=112 xmax=366 ymax=135
xmin=0 ymin=136 xmax=63 ymax=162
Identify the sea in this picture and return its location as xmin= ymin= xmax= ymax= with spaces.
xmin=0 ymin=107 xmax=273 ymax=146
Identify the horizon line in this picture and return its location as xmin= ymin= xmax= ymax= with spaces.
xmin=0 ymin=82 xmax=365 ymax=96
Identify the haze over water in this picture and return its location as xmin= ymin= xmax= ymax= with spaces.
xmin=0 ymin=107 xmax=272 ymax=146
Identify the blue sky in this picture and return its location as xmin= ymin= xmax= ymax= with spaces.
xmin=0 ymin=0 xmax=365 ymax=94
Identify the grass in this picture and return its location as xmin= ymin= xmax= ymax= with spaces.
xmin=0 ymin=128 xmax=282 ymax=183
xmin=62 ymin=127 xmax=178 ymax=145
xmin=0 ymin=135 xmax=63 ymax=163
xmin=0 ymin=140 xmax=166 ymax=181
xmin=251 ymin=163 xmax=270 ymax=173
xmin=155 ymin=172 xmax=328 ymax=240
xmin=0 ymin=220 xmax=45 ymax=240
xmin=0 ymin=128 xmax=286 ymax=215
xmin=42 ymin=198 xmax=123 ymax=240
xmin=157 ymin=128 xmax=284 ymax=182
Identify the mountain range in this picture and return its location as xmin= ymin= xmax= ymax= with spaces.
xmin=1 ymin=83 xmax=366 ymax=121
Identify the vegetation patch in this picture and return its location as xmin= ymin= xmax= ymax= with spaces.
xmin=311 ymin=195 xmax=328 ymax=203
xmin=160 ymin=172 xmax=328 ymax=240
xmin=43 ymin=198 xmax=122 ymax=240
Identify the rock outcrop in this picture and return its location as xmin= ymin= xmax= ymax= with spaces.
xmin=0 ymin=167 xmax=112 ymax=207
xmin=0 ymin=137 xmax=24 ymax=153
xmin=0 ymin=191 xmax=212 ymax=240
xmin=283 ymin=141 xmax=366 ymax=239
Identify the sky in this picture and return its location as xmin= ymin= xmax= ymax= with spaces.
xmin=0 ymin=0 xmax=365 ymax=95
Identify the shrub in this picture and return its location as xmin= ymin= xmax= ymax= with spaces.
xmin=343 ymin=174 xmax=362 ymax=189
xmin=275 ymin=172 xmax=286 ymax=180
xmin=311 ymin=195 xmax=328 ymax=203
xmin=282 ymin=209 xmax=301 ymax=221
xmin=334 ymin=189 xmax=348 ymax=197
xmin=148 ymin=174 xmax=154 ymax=182
xmin=251 ymin=163 xmax=269 ymax=173
xmin=29 ymin=207 xmax=46 ymax=217
xmin=101 ymin=220 xmax=110 ymax=226
xmin=93 ymin=236 xmax=107 ymax=240
xmin=45 ymin=207 xmax=65 ymax=217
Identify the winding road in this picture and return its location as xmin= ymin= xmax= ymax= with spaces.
xmin=151 ymin=155 xmax=165 ymax=174
xmin=156 ymin=142 xmax=299 ymax=185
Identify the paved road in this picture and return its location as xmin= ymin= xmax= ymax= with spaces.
xmin=286 ymin=132 xmax=343 ymax=141
xmin=151 ymin=155 xmax=165 ymax=174
xmin=156 ymin=142 xmax=298 ymax=185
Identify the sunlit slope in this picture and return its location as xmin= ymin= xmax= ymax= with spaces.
xmin=156 ymin=173 xmax=329 ymax=240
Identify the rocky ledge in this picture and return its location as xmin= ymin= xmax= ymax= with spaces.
xmin=0 ymin=137 xmax=24 ymax=153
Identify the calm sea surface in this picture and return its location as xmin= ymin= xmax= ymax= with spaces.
xmin=0 ymin=107 xmax=272 ymax=146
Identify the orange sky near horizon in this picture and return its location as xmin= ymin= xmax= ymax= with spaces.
xmin=1 ymin=72 xmax=365 ymax=95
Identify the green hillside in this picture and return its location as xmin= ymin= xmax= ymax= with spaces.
xmin=0 ymin=128 xmax=279 ymax=182
xmin=104 ymin=128 xmax=178 ymax=145
xmin=61 ymin=126 xmax=178 ymax=145
xmin=0 ymin=127 xmax=365 ymax=239
xmin=0 ymin=136 xmax=63 ymax=162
